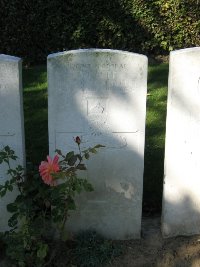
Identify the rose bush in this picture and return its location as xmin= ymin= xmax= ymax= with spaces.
xmin=0 ymin=137 xmax=104 ymax=266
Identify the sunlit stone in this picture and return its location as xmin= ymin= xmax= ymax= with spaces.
xmin=162 ymin=47 xmax=200 ymax=237
xmin=48 ymin=49 xmax=147 ymax=239
xmin=0 ymin=55 xmax=25 ymax=231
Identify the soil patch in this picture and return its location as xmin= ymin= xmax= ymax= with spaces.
xmin=1 ymin=217 xmax=200 ymax=266
xmin=107 ymin=216 xmax=200 ymax=267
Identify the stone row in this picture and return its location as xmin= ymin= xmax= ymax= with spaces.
xmin=0 ymin=48 xmax=200 ymax=239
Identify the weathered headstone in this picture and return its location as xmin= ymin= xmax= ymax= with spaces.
xmin=0 ymin=55 xmax=25 ymax=231
xmin=162 ymin=47 xmax=200 ymax=237
xmin=48 ymin=49 xmax=147 ymax=239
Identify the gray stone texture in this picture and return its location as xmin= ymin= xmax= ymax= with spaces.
xmin=48 ymin=49 xmax=147 ymax=239
xmin=0 ymin=55 xmax=25 ymax=231
xmin=162 ymin=47 xmax=200 ymax=237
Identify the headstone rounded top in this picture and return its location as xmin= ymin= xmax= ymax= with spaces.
xmin=170 ymin=47 xmax=200 ymax=56
xmin=0 ymin=54 xmax=21 ymax=62
xmin=47 ymin=49 xmax=147 ymax=60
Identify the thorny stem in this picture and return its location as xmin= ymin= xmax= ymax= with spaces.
xmin=5 ymin=158 xmax=23 ymax=195
xmin=59 ymin=203 xmax=68 ymax=240
xmin=74 ymin=143 xmax=83 ymax=168
xmin=5 ymin=156 xmax=11 ymax=170
xmin=77 ymin=143 xmax=83 ymax=164
xmin=78 ymin=143 xmax=82 ymax=157
xmin=43 ymin=205 xmax=48 ymax=230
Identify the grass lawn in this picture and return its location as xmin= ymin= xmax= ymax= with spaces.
xmin=144 ymin=63 xmax=169 ymax=214
xmin=23 ymin=63 xmax=169 ymax=214
xmin=23 ymin=65 xmax=48 ymax=165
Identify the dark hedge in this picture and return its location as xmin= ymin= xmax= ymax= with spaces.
xmin=0 ymin=0 xmax=199 ymax=63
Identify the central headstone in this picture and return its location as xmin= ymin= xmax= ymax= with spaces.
xmin=0 ymin=54 xmax=25 ymax=231
xmin=48 ymin=49 xmax=147 ymax=239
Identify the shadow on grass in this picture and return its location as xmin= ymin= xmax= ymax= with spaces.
xmin=148 ymin=63 xmax=169 ymax=88
xmin=23 ymin=66 xmax=48 ymax=165
xmin=143 ymin=63 xmax=169 ymax=215
xmin=23 ymin=65 xmax=47 ymax=89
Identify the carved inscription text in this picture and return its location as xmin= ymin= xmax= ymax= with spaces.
xmin=64 ymin=63 xmax=134 ymax=93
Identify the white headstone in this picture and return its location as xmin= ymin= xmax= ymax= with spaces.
xmin=162 ymin=47 xmax=200 ymax=237
xmin=0 ymin=55 xmax=25 ymax=231
xmin=48 ymin=49 xmax=147 ymax=239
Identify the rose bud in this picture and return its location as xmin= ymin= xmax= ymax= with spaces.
xmin=75 ymin=136 xmax=81 ymax=145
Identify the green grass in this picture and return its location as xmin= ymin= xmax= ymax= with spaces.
xmin=143 ymin=63 xmax=169 ymax=213
xmin=23 ymin=65 xmax=48 ymax=164
xmin=23 ymin=63 xmax=169 ymax=213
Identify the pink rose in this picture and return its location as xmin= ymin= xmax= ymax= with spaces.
xmin=39 ymin=155 xmax=60 ymax=186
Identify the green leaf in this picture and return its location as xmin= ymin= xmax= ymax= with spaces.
xmin=10 ymin=155 xmax=17 ymax=160
xmin=75 ymin=184 xmax=82 ymax=193
xmin=7 ymin=203 xmax=18 ymax=213
xmin=65 ymin=151 xmax=74 ymax=161
xmin=18 ymin=262 xmax=25 ymax=267
xmin=5 ymin=181 xmax=9 ymax=188
xmin=8 ymin=213 xmax=18 ymax=227
xmin=61 ymin=231 xmax=68 ymax=241
xmin=4 ymin=146 xmax=10 ymax=152
xmin=94 ymin=144 xmax=105 ymax=148
xmin=16 ymin=165 xmax=23 ymax=171
xmin=83 ymin=181 xmax=94 ymax=192
xmin=68 ymin=199 xmax=76 ymax=210
xmin=89 ymin=148 xmax=97 ymax=154
xmin=0 ymin=189 xmax=6 ymax=197
xmin=55 ymin=149 xmax=64 ymax=157
xmin=37 ymin=243 xmax=48 ymax=259
xmin=76 ymin=164 xmax=87 ymax=170
xmin=15 ymin=195 xmax=24 ymax=203
xmin=84 ymin=152 xmax=90 ymax=159
xmin=68 ymin=155 xmax=77 ymax=166
xmin=7 ymin=184 xmax=13 ymax=191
